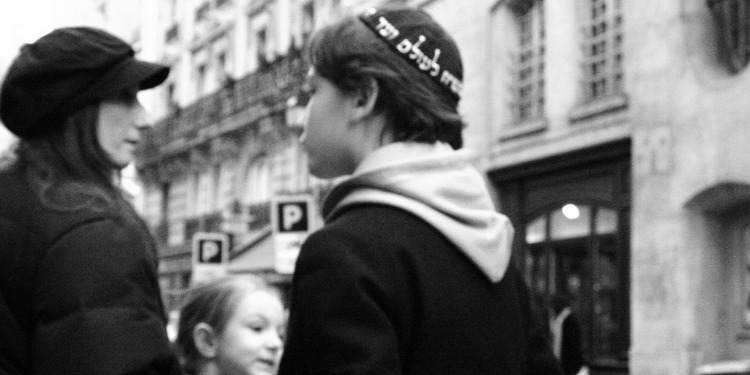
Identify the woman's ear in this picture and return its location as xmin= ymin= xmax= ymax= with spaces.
xmin=193 ymin=322 xmax=219 ymax=358
xmin=351 ymin=77 xmax=379 ymax=122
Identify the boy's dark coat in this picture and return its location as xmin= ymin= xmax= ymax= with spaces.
xmin=279 ymin=204 xmax=562 ymax=375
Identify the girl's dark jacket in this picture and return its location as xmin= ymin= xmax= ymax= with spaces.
xmin=279 ymin=143 xmax=562 ymax=375
xmin=0 ymin=164 xmax=182 ymax=375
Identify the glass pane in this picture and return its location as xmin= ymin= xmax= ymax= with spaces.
xmin=526 ymin=215 xmax=547 ymax=244
xmin=593 ymin=233 xmax=620 ymax=360
xmin=743 ymin=226 xmax=750 ymax=327
xmin=550 ymin=204 xmax=591 ymax=240
xmin=596 ymin=207 xmax=618 ymax=234
xmin=525 ymin=247 xmax=548 ymax=295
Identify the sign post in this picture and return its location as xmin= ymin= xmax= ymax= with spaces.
xmin=191 ymin=232 xmax=230 ymax=285
xmin=271 ymin=194 xmax=314 ymax=274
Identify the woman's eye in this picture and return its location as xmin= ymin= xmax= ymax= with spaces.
xmin=118 ymin=90 xmax=138 ymax=104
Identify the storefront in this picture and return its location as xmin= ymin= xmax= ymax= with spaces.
xmin=489 ymin=140 xmax=631 ymax=374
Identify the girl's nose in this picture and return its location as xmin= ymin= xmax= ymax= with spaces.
xmin=267 ymin=330 xmax=283 ymax=349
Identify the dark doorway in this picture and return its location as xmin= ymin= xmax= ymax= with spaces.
xmin=489 ymin=140 xmax=630 ymax=374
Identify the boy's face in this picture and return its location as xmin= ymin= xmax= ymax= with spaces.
xmin=300 ymin=68 xmax=360 ymax=178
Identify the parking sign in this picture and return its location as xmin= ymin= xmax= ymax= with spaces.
xmin=191 ymin=232 xmax=230 ymax=285
xmin=271 ymin=195 xmax=314 ymax=274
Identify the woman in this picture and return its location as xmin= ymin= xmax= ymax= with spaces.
xmin=278 ymin=5 xmax=562 ymax=375
xmin=176 ymin=276 xmax=286 ymax=375
xmin=0 ymin=27 xmax=180 ymax=374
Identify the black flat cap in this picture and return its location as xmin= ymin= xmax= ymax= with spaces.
xmin=0 ymin=26 xmax=170 ymax=139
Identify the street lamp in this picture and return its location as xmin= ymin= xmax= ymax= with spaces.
xmin=285 ymin=96 xmax=307 ymax=135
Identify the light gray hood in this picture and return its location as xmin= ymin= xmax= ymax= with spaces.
xmin=322 ymin=142 xmax=514 ymax=283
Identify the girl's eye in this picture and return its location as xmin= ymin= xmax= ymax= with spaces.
xmin=247 ymin=323 xmax=265 ymax=333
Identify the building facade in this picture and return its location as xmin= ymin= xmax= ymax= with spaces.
xmin=135 ymin=0 xmax=750 ymax=374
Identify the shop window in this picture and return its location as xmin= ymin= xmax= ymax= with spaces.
xmin=550 ymin=204 xmax=591 ymax=240
xmin=526 ymin=215 xmax=547 ymax=244
xmin=743 ymin=225 xmax=750 ymax=328
xmin=524 ymin=203 xmax=627 ymax=366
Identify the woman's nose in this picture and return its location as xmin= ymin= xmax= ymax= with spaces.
xmin=133 ymin=100 xmax=151 ymax=129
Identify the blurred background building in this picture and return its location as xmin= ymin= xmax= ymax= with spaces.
xmin=4 ymin=0 xmax=750 ymax=374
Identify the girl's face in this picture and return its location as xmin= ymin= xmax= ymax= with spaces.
xmin=300 ymin=68 xmax=359 ymax=178
xmin=215 ymin=290 xmax=285 ymax=375
xmin=97 ymin=87 xmax=148 ymax=169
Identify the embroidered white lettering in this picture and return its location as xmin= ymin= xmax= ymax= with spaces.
xmin=409 ymin=35 xmax=426 ymax=61
xmin=429 ymin=50 xmax=441 ymax=76
xmin=396 ymin=38 xmax=412 ymax=53
xmin=374 ymin=17 xmax=400 ymax=40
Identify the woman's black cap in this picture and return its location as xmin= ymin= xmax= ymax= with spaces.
xmin=0 ymin=26 xmax=170 ymax=139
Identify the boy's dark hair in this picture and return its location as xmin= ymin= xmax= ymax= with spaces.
xmin=306 ymin=6 xmax=466 ymax=149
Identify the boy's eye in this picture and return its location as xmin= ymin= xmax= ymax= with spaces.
xmin=302 ymin=82 xmax=315 ymax=96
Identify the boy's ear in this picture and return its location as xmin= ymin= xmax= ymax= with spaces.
xmin=351 ymin=77 xmax=379 ymax=122
xmin=193 ymin=322 xmax=219 ymax=358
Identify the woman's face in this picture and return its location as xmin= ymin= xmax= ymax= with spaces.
xmin=97 ymin=88 xmax=148 ymax=169
xmin=215 ymin=290 xmax=285 ymax=375
xmin=300 ymin=68 xmax=359 ymax=178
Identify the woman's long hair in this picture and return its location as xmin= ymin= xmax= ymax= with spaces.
xmin=11 ymin=103 xmax=128 ymax=213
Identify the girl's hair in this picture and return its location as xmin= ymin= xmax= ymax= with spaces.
xmin=176 ymin=275 xmax=282 ymax=375
xmin=306 ymin=9 xmax=466 ymax=149
xmin=9 ymin=103 xmax=126 ymax=212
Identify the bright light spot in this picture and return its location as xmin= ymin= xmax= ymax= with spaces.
xmin=562 ymin=204 xmax=580 ymax=220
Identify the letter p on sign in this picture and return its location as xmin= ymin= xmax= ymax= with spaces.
xmin=276 ymin=201 xmax=309 ymax=232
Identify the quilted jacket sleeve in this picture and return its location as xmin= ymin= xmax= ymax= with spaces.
xmin=31 ymin=219 xmax=182 ymax=375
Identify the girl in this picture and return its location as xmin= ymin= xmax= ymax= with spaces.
xmin=176 ymin=276 xmax=285 ymax=375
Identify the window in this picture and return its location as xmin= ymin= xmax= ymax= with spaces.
xmin=512 ymin=0 xmax=545 ymax=123
xmin=194 ymin=170 xmax=213 ymax=216
xmin=196 ymin=64 xmax=206 ymax=96
xmin=301 ymin=1 xmax=315 ymax=46
xmin=271 ymin=147 xmax=295 ymax=194
xmin=195 ymin=1 xmax=210 ymax=22
xmin=581 ymin=0 xmax=623 ymax=101
xmin=216 ymin=50 xmax=230 ymax=82
xmin=525 ymin=203 xmax=629 ymax=365
xmin=707 ymin=0 xmax=750 ymax=73
xmin=244 ymin=158 xmax=271 ymax=204
xmin=167 ymin=178 xmax=188 ymax=246
xmin=256 ymin=28 xmax=268 ymax=67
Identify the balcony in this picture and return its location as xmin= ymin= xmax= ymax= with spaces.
xmin=184 ymin=211 xmax=224 ymax=241
xmin=136 ymin=51 xmax=307 ymax=166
